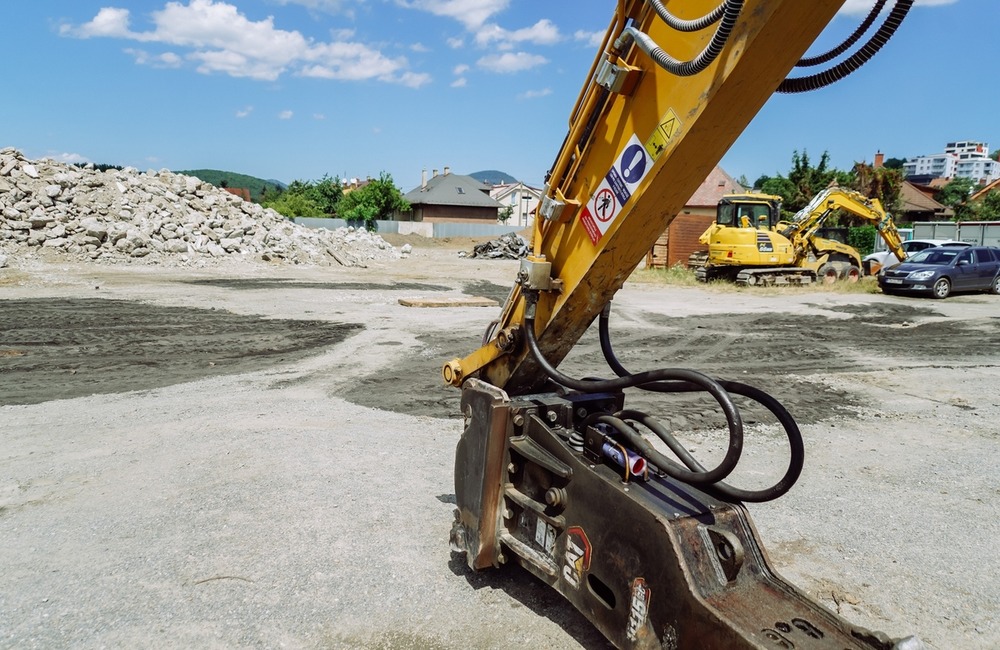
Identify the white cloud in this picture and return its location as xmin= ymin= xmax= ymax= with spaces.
xmin=397 ymin=71 xmax=433 ymax=88
xmin=279 ymin=110 xmax=294 ymax=119
xmin=574 ymin=29 xmax=604 ymax=49
xmin=474 ymin=19 xmax=560 ymax=49
xmin=838 ymin=0 xmax=957 ymax=15
xmin=275 ymin=0 xmax=355 ymax=12
xmin=47 ymin=152 xmax=90 ymax=165
xmin=453 ymin=64 xmax=469 ymax=75
xmin=447 ymin=36 xmax=464 ymax=49
xmin=398 ymin=0 xmax=509 ymax=30
xmin=518 ymin=88 xmax=551 ymax=100
xmin=62 ymin=0 xmax=424 ymax=86
xmin=313 ymin=113 xmax=327 ymax=120
xmin=124 ymin=48 xmax=184 ymax=68
xmin=451 ymin=77 xmax=467 ymax=88
xmin=62 ymin=7 xmax=132 ymax=38
xmin=236 ymin=106 xmax=254 ymax=118
xmin=411 ymin=42 xmax=430 ymax=53
xmin=477 ymin=51 xmax=547 ymax=73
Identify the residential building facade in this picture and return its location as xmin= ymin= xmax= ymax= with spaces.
xmin=489 ymin=182 xmax=542 ymax=227
xmin=904 ymin=140 xmax=1000 ymax=185
xmin=398 ymin=168 xmax=503 ymax=223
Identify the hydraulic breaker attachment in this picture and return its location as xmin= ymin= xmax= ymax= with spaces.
xmin=450 ymin=379 xmax=923 ymax=650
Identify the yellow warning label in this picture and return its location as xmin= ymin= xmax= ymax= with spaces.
xmin=644 ymin=108 xmax=681 ymax=160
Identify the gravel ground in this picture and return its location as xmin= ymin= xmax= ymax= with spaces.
xmin=1 ymin=244 xmax=998 ymax=649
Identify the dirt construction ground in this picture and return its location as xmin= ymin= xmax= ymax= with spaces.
xmin=1 ymin=238 xmax=998 ymax=650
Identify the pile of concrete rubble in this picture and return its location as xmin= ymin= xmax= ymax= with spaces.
xmin=0 ymin=148 xmax=400 ymax=268
xmin=461 ymin=232 xmax=529 ymax=260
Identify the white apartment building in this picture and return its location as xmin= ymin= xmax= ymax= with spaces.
xmin=904 ymin=140 xmax=1000 ymax=184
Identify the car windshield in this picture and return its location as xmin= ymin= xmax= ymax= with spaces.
xmin=908 ymin=248 xmax=959 ymax=265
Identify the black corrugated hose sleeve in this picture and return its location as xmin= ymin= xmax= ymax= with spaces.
xmin=778 ymin=0 xmax=913 ymax=93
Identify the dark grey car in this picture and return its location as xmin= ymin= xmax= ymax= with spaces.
xmin=878 ymin=245 xmax=1000 ymax=298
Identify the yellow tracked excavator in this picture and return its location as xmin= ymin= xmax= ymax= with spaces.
xmin=443 ymin=1 xmax=925 ymax=648
xmin=693 ymin=187 xmax=908 ymax=285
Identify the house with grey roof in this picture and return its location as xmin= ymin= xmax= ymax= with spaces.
xmin=397 ymin=168 xmax=503 ymax=223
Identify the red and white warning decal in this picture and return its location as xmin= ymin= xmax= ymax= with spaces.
xmin=626 ymin=577 xmax=651 ymax=641
xmin=579 ymin=133 xmax=652 ymax=245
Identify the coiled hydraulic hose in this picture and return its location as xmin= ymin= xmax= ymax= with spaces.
xmin=521 ymin=294 xmax=804 ymax=503
xmin=596 ymin=306 xmax=804 ymax=502
xmin=615 ymin=0 xmax=743 ymax=77
xmin=778 ymin=0 xmax=913 ymax=93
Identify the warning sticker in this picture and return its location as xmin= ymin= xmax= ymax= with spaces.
xmin=643 ymin=108 xmax=681 ymax=161
xmin=580 ymin=134 xmax=652 ymax=245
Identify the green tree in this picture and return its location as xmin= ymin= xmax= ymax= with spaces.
xmin=312 ymin=174 xmax=344 ymax=215
xmin=337 ymin=172 xmax=410 ymax=230
xmin=990 ymin=149 xmax=999 ymax=162
xmin=967 ymin=189 xmax=1000 ymax=219
xmin=883 ymin=157 xmax=906 ymax=170
xmin=498 ymin=205 xmax=514 ymax=224
xmin=850 ymin=162 xmax=904 ymax=217
xmin=262 ymin=179 xmax=322 ymax=218
xmin=786 ymin=150 xmax=852 ymax=210
xmin=935 ymin=177 xmax=976 ymax=220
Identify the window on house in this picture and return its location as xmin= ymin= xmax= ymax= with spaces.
xmin=456 ymin=187 xmax=465 ymax=194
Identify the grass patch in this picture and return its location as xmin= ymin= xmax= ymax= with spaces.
xmin=630 ymin=264 xmax=702 ymax=286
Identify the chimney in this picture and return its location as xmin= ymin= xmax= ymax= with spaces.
xmin=432 ymin=169 xmax=438 ymax=178
xmin=421 ymin=168 xmax=427 ymax=189
xmin=444 ymin=166 xmax=451 ymax=176
xmin=874 ymin=151 xmax=884 ymax=169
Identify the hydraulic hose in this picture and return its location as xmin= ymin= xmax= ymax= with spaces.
xmin=795 ymin=0 xmax=888 ymax=67
xmin=587 ymin=409 xmax=742 ymax=486
xmin=778 ymin=0 xmax=913 ymax=93
xmin=615 ymin=0 xmax=743 ymax=77
xmin=523 ymin=300 xmax=742 ymax=437
xmin=647 ymin=0 xmax=727 ymax=33
xmin=596 ymin=304 xmax=805 ymax=502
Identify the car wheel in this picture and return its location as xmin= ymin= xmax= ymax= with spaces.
xmin=990 ymin=275 xmax=1000 ymax=295
xmin=932 ymin=277 xmax=951 ymax=299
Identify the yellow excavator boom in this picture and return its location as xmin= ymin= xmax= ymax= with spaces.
xmin=445 ymin=0 xmax=847 ymax=394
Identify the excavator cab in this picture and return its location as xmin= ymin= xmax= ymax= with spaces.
xmin=716 ymin=194 xmax=781 ymax=232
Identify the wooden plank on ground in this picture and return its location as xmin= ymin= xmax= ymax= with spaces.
xmin=398 ymin=296 xmax=498 ymax=308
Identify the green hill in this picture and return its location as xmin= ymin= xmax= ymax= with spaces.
xmin=175 ymin=169 xmax=285 ymax=202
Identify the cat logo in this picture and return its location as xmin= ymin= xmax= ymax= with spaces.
xmin=562 ymin=527 xmax=592 ymax=589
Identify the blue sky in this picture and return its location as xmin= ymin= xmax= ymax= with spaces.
xmin=1 ymin=0 xmax=992 ymax=191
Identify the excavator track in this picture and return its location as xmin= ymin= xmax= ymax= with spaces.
xmin=735 ymin=268 xmax=816 ymax=286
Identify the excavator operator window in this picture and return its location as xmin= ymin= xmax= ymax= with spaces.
xmin=718 ymin=201 xmax=776 ymax=230
xmin=717 ymin=202 xmax=737 ymax=227
xmin=737 ymin=204 xmax=772 ymax=230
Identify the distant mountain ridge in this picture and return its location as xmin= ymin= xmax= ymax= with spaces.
xmin=175 ymin=169 xmax=286 ymax=202
xmin=469 ymin=169 xmax=518 ymax=185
